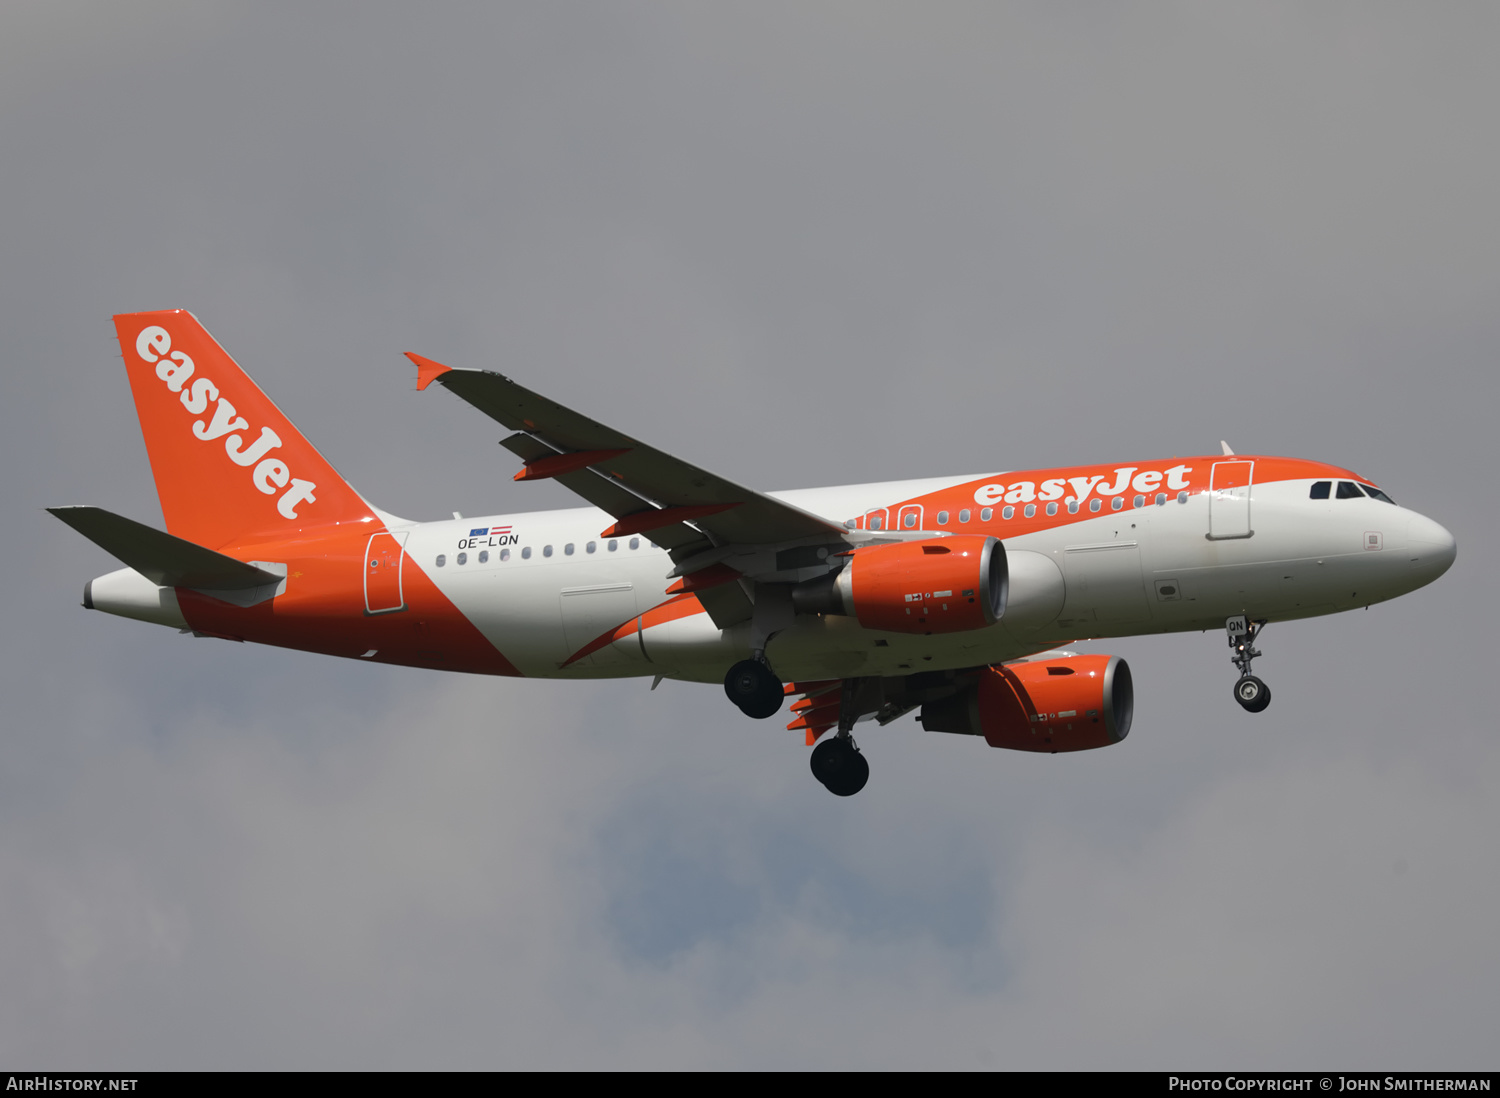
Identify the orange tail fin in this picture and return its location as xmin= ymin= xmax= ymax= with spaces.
xmin=114 ymin=310 xmax=375 ymax=549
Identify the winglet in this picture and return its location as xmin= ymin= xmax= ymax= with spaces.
xmin=1220 ymin=440 xmax=1235 ymax=456
xmin=406 ymin=352 xmax=453 ymax=392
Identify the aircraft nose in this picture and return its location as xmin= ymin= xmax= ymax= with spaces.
xmin=1404 ymin=512 xmax=1457 ymax=585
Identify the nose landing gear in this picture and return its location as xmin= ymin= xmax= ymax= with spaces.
xmin=1226 ymin=615 xmax=1271 ymax=713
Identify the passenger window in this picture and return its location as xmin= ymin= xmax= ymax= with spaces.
xmin=608 ymin=539 xmax=618 ymax=552
xmin=1002 ymin=506 xmax=1014 ymax=520
xmin=1046 ymin=502 xmax=1058 ymax=516
xmin=1067 ymin=499 xmax=1079 ymax=514
xmin=435 ymin=554 xmax=447 ymax=567
xmin=844 ymin=519 xmax=857 ymax=529
xmin=478 ymin=550 xmax=489 ymax=563
xmin=936 ymin=510 xmax=949 ymax=525
xmin=1310 ymin=481 xmax=1331 ymax=500
xmin=543 ymin=545 xmax=553 ymax=558
xmin=959 ymin=509 xmax=971 ymax=523
xmin=902 ymin=512 xmax=917 ymax=528
xmin=1090 ymin=499 xmax=1102 ymax=512
xmin=1132 ymin=495 xmax=1144 ymax=508
xmin=1023 ymin=504 xmax=1036 ymax=518
xmin=1111 ymin=497 xmax=1123 ymax=511
xmin=564 ymin=543 xmax=575 ymax=555
xmin=457 ymin=552 xmax=468 ymax=565
xmin=500 ymin=548 xmax=511 ymax=562
xmin=980 ymin=507 xmax=993 ymax=521
xmin=586 ymin=541 xmax=596 ymax=554
xmin=1154 ymin=493 xmax=1166 ymax=506
xmin=629 ymin=538 xmax=640 ymax=550
xmin=1336 ymin=481 xmax=1363 ymax=499
xmin=521 ymin=546 xmax=532 ymax=560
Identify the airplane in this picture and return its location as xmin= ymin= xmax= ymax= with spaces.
xmin=51 ymin=310 xmax=1458 ymax=796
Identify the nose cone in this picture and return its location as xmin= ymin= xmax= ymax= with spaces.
xmin=1405 ymin=512 xmax=1457 ymax=587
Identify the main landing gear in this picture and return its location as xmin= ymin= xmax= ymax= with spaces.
xmin=1226 ymin=615 xmax=1271 ymax=713
xmin=809 ymin=676 xmax=880 ymax=797
xmin=724 ymin=658 xmax=784 ymax=719
xmin=810 ymin=735 xmax=869 ymax=797
xmin=723 ymin=658 xmax=870 ymax=797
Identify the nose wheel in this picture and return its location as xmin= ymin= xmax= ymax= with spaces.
xmin=1233 ymin=673 xmax=1271 ymax=712
xmin=1226 ymin=615 xmax=1272 ymax=713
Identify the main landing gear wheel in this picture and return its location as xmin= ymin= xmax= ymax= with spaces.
xmin=1225 ymin=615 xmax=1271 ymax=714
xmin=810 ymin=736 xmax=869 ymax=797
xmin=724 ymin=659 xmax=783 ymax=719
xmin=1233 ymin=675 xmax=1271 ymax=713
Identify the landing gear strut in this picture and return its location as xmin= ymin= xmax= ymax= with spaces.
xmin=808 ymin=676 xmax=880 ymax=796
xmin=724 ymin=658 xmax=783 ymax=719
xmin=1226 ymin=615 xmax=1271 ymax=713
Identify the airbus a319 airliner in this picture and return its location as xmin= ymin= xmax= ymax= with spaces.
xmin=52 ymin=311 xmax=1457 ymax=796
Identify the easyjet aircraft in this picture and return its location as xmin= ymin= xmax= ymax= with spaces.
xmin=52 ymin=311 xmax=1457 ymax=796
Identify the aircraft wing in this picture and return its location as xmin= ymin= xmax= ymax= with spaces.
xmin=409 ymin=355 xmax=849 ymax=559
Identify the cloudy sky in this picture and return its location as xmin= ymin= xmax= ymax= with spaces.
xmin=4 ymin=3 xmax=1496 ymax=1069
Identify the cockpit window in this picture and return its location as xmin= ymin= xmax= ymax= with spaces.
xmin=1336 ymin=481 xmax=1364 ymax=499
xmin=1362 ymin=485 xmax=1396 ymax=504
xmin=1309 ymin=481 xmax=1331 ymax=500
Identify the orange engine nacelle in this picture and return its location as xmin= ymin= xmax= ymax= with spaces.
xmin=919 ymin=654 xmax=1134 ymax=752
xmin=791 ymin=535 xmax=1005 ymax=635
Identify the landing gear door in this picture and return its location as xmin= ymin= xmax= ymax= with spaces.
xmin=1208 ymin=461 xmax=1254 ymax=540
xmin=365 ymin=531 xmax=409 ymax=614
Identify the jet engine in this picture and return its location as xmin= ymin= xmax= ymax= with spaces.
xmin=919 ymin=654 xmax=1133 ymax=751
xmin=791 ymin=535 xmax=1005 ymax=635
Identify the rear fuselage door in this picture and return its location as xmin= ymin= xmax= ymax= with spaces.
xmin=1208 ymin=461 xmax=1255 ymax=540
xmin=364 ymin=531 xmax=409 ymax=614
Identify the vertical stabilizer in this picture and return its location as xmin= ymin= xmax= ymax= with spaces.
xmin=113 ymin=310 xmax=375 ymax=548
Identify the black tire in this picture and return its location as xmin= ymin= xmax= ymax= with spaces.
xmin=724 ymin=659 xmax=783 ymax=719
xmin=810 ymin=738 xmax=869 ymax=796
xmin=1233 ymin=675 xmax=1271 ymax=713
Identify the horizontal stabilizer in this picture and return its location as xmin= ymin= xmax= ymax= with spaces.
xmin=47 ymin=506 xmax=280 ymax=590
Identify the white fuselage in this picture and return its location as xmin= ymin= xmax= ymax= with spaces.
xmin=395 ymin=473 xmax=1455 ymax=683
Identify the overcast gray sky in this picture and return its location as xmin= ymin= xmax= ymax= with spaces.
xmin=4 ymin=3 xmax=1496 ymax=1069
